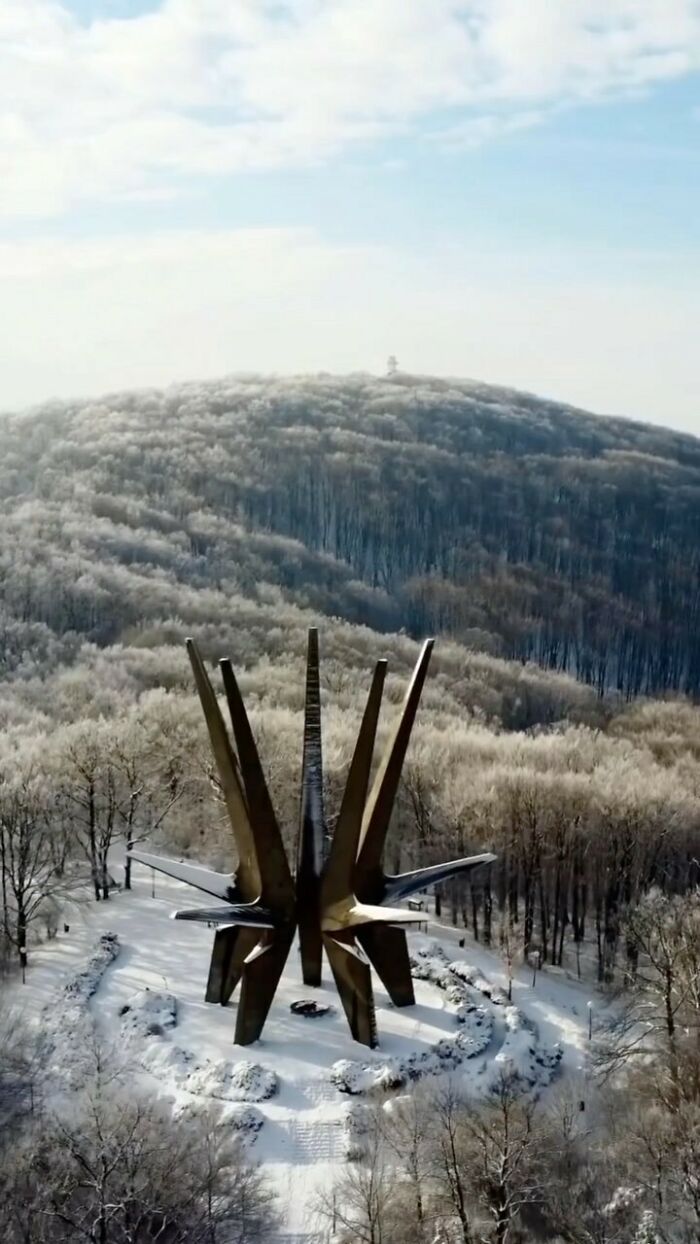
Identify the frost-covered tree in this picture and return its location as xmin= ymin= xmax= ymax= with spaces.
xmin=0 ymin=767 xmax=72 ymax=972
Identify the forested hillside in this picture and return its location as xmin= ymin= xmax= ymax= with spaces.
xmin=2 ymin=372 xmax=699 ymax=697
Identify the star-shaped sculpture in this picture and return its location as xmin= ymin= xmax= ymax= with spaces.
xmin=130 ymin=631 xmax=495 ymax=1047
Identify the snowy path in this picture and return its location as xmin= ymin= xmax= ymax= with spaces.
xmin=5 ymin=862 xmax=611 ymax=1239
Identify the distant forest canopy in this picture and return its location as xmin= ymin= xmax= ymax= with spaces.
xmin=2 ymin=371 xmax=700 ymax=697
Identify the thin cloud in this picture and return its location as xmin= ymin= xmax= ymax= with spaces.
xmin=1 ymin=0 xmax=699 ymax=216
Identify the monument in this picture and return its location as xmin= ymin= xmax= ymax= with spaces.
xmin=130 ymin=631 xmax=495 ymax=1047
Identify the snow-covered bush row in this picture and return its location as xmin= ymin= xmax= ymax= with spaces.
xmin=448 ymin=959 xmax=509 ymax=1006
xmin=334 ymin=942 xmax=561 ymax=1099
xmin=138 ymin=1031 xmax=279 ymax=1103
xmin=480 ymin=1005 xmax=562 ymax=1097
xmin=330 ymin=1008 xmax=492 ymax=1095
xmin=410 ymin=940 xmax=504 ymax=1021
xmin=411 ymin=943 xmax=562 ymax=1096
xmin=118 ymin=989 xmax=278 ymax=1103
xmin=63 ymin=931 xmax=121 ymax=1004
xmin=42 ymin=932 xmax=121 ymax=1086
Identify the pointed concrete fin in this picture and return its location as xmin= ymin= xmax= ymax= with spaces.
xmin=322 ymin=660 xmax=387 ymax=907
xmin=128 ymin=850 xmax=238 ymax=901
xmin=356 ymin=925 xmax=415 ymax=1007
xmin=172 ymin=905 xmax=275 ymax=926
xmin=297 ymin=627 xmax=325 ymax=880
xmin=219 ymin=658 xmax=294 ymax=908
xmin=234 ymin=928 xmax=295 ymax=1045
xmin=383 ymin=853 xmax=497 ymax=904
xmin=206 ymin=926 xmax=260 ymax=1006
xmin=297 ymin=627 xmax=325 ymax=988
xmin=323 ymin=934 xmax=378 ymax=1048
xmin=186 ymin=639 xmax=261 ymax=899
xmin=356 ymin=639 xmax=434 ymax=890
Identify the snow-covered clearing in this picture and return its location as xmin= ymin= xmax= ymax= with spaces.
xmin=6 ymin=862 xmax=603 ymax=1240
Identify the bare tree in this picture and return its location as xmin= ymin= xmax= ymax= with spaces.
xmin=0 ymin=1007 xmax=44 ymax=1130
xmin=595 ymin=890 xmax=700 ymax=1085
xmin=0 ymin=768 xmax=72 ymax=975
xmin=55 ymin=725 xmax=119 ymax=901
xmin=316 ymin=1119 xmax=402 ymax=1244
xmin=0 ymin=1077 xmax=277 ymax=1244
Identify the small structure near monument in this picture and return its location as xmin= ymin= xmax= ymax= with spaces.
xmin=290 ymin=999 xmax=333 ymax=1019
xmin=130 ymin=631 xmax=494 ymax=1048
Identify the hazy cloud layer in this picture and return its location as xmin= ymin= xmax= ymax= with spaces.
xmin=1 ymin=227 xmax=698 ymax=428
xmin=2 ymin=0 xmax=700 ymax=215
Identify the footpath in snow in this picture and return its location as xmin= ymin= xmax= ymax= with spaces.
xmin=6 ymin=862 xmax=601 ymax=1238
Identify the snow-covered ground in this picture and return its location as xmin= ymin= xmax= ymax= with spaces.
xmin=6 ymin=861 xmax=602 ymax=1240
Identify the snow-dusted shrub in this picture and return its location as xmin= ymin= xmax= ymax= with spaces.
xmin=412 ymin=941 xmax=511 ymax=1026
xmin=174 ymin=1098 xmax=265 ymax=1142
xmin=226 ymin=1104 xmax=265 ymax=1140
xmin=184 ymin=1059 xmax=278 ymax=1103
xmin=448 ymin=960 xmax=509 ymax=1005
xmin=482 ymin=1005 xmax=562 ymax=1096
xmin=409 ymin=941 xmax=450 ymax=980
xmin=119 ymin=988 xmax=177 ymax=1039
xmin=344 ymin=1102 xmax=374 ymax=1160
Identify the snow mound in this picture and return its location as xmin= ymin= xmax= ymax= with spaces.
xmin=409 ymin=942 xmax=490 ymax=1022
xmin=410 ymin=940 xmax=508 ymax=1007
xmin=334 ymin=941 xmax=562 ymax=1101
xmin=119 ymin=989 xmax=177 ymax=1039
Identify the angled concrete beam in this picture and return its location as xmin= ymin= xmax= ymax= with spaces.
xmin=383 ymin=852 xmax=497 ymax=904
xmin=219 ymin=657 xmax=294 ymax=913
xmin=235 ymin=929 xmax=295 ymax=1045
xmin=172 ymin=905 xmax=275 ymax=926
xmin=322 ymin=900 xmax=424 ymax=933
xmin=323 ymin=934 xmax=378 ymax=1048
xmin=356 ymin=640 xmax=434 ymax=897
xmin=356 ymin=925 xmax=415 ymax=1007
xmin=206 ymin=926 xmax=260 ymax=1005
xmin=321 ymin=660 xmax=387 ymax=909
xmin=128 ymin=850 xmax=239 ymax=901
xmin=186 ymin=639 xmax=261 ymax=900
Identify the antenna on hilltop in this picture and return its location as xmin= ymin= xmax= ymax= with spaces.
xmin=387 ymin=355 xmax=398 ymax=377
